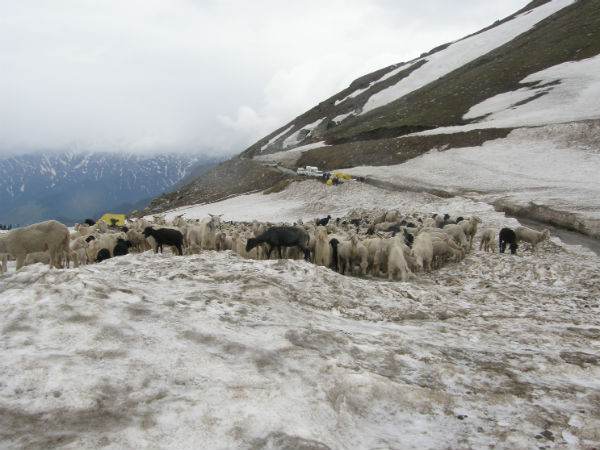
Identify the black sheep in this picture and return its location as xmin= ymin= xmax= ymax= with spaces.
xmin=499 ymin=227 xmax=518 ymax=254
xmin=329 ymin=238 xmax=340 ymax=272
xmin=113 ymin=238 xmax=133 ymax=257
xmin=246 ymin=226 xmax=310 ymax=260
xmin=316 ymin=215 xmax=332 ymax=226
xmin=95 ymin=248 xmax=111 ymax=263
xmin=142 ymin=227 xmax=183 ymax=256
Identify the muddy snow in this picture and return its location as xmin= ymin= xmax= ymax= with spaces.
xmin=1 ymin=179 xmax=599 ymax=450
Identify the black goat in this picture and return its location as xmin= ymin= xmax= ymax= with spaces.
xmin=84 ymin=218 xmax=96 ymax=226
xmin=246 ymin=226 xmax=310 ymax=260
xmin=113 ymin=238 xmax=133 ymax=257
xmin=143 ymin=227 xmax=183 ymax=255
xmin=316 ymin=215 xmax=332 ymax=226
xmin=499 ymin=227 xmax=518 ymax=254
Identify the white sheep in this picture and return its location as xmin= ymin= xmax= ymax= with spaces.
xmin=0 ymin=220 xmax=74 ymax=271
xmin=313 ymin=226 xmax=331 ymax=267
xmin=458 ymin=216 xmax=482 ymax=250
xmin=514 ymin=226 xmax=551 ymax=253
xmin=411 ymin=232 xmax=433 ymax=273
xmin=387 ymin=239 xmax=410 ymax=282
xmin=442 ymin=224 xmax=469 ymax=251
xmin=337 ymin=235 xmax=362 ymax=276
xmin=430 ymin=238 xmax=463 ymax=269
xmin=478 ymin=228 xmax=498 ymax=253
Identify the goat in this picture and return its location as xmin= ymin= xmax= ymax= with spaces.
xmin=246 ymin=226 xmax=311 ymax=260
xmin=316 ymin=215 xmax=332 ymax=227
xmin=142 ymin=227 xmax=183 ymax=256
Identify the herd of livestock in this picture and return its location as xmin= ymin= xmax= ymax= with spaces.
xmin=0 ymin=210 xmax=552 ymax=281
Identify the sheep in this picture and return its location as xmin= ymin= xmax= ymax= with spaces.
xmin=430 ymin=238 xmax=463 ymax=269
xmin=387 ymin=238 xmax=410 ymax=282
xmin=69 ymin=236 xmax=90 ymax=266
xmin=499 ymin=228 xmax=518 ymax=254
xmin=0 ymin=220 xmax=74 ymax=271
xmin=185 ymin=224 xmax=204 ymax=254
xmin=459 ymin=216 xmax=482 ymax=250
xmin=126 ymin=229 xmax=151 ymax=253
xmin=24 ymin=251 xmax=51 ymax=266
xmin=478 ymin=228 xmax=498 ymax=253
xmin=514 ymin=226 xmax=550 ymax=253
xmin=142 ymin=227 xmax=183 ymax=256
xmin=313 ymin=226 xmax=331 ymax=267
xmin=200 ymin=214 xmax=223 ymax=250
xmin=113 ymin=238 xmax=133 ymax=256
xmin=86 ymin=232 xmax=127 ymax=261
xmin=442 ymin=224 xmax=469 ymax=251
xmin=246 ymin=226 xmax=310 ymax=260
xmin=365 ymin=238 xmax=388 ymax=276
xmin=411 ymin=232 xmax=433 ymax=273
xmin=316 ymin=215 xmax=332 ymax=227
xmin=95 ymin=248 xmax=111 ymax=263
xmin=336 ymin=235 xmax=359 ymax=276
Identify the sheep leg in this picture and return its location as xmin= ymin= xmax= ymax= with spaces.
xmin=16 ymin=254 xmax=25 ymax=270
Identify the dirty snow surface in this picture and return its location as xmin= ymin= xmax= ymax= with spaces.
xmin=2 ymin=180 xmax=600 ymax=450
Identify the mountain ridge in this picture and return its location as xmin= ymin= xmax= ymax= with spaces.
xmin=0 ymin=151 xmax=215 ymax=226
xmin=131 ymin=0 xmax=600 ymax=236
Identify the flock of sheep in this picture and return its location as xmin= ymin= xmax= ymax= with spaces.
xmin=0 ymin=209 xmax=552 ymax=282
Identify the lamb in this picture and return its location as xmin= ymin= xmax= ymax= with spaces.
xmin=246 ymin=226 xmax=310 ymax=260
xmin=478 ymin=228 xmax=498 ymax=253
xmin=458 ymin=216 xmax=482 ymax=250
xmin=499 ymin=227 xmax=518 ymax=254
xmin=0 ymin=220 xmax=74 ymax=271
xmin=142 ymin=227 xmax=183 ymax=256
xmin=514 ymin=226 xmax=550 ymax=253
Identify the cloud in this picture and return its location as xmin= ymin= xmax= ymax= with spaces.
xmin=0 ymin=0 xmax=531 ymax=157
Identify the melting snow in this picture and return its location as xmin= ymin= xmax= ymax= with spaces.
xmin=361 ymin=0 xmax=576 ymax=114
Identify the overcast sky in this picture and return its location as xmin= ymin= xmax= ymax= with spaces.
xmin=0 ymin=0 xmax=531 ymax=158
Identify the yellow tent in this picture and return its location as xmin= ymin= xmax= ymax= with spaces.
xmin=99 ymin=213 xmax=126 ymax=227
xmin=332 ymin=172 xmax=352 ymax=180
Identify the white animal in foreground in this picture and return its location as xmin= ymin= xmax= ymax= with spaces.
xmin=479 ymin=228 xmax=498 ymax=253
xmin=514 ymin=226 xmax=550 ymax=253
xmin=411 ymin=232 xmax=433 ymax=273
xmin=387 ymin=238 xmax=411 ymax=282
xmin=0 ymin=220 xmax=76 ymax=271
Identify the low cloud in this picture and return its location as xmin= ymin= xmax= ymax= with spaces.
xmin=0 ymin=0 xmax=530 ymax=158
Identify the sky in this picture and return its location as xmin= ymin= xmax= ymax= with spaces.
xmin=0 ymin=0 xmax=531 ymax=158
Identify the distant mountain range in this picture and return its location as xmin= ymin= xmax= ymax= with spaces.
xmin=0 ymin=152 xmax=218 ymax=226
